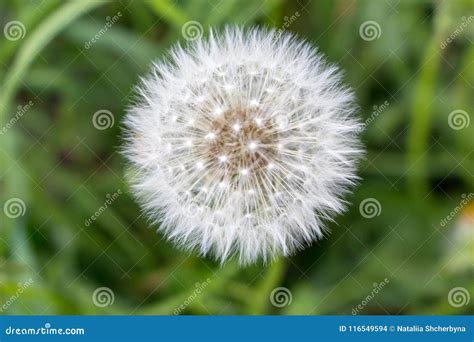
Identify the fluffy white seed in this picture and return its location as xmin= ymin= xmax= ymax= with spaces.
xmin=122 ymin=27 xmax=363 ymax=265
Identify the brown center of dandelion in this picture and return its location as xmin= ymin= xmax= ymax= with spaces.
xmin=203 ymin=109 xmax=278 ymax=182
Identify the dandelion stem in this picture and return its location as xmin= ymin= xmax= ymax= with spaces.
xmin=146 ymin=0 xmax=189 ymax=28
xmin=246 ymin=258 xmax=287 ymax=314
xmin=0 ymin=0 xmax=104 ymax=267
xmin=406 ymin=1 xmax=453 ymax=197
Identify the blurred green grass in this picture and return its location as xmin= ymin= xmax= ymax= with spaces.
xmin=0 ymin=0 xmax=473 ymax=315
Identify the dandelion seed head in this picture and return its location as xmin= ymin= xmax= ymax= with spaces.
xmin=123 ymin=27 xmax=363 ymax=265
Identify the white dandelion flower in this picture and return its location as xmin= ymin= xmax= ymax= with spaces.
xmin=123 ymin=27 xmax=363 ymax=265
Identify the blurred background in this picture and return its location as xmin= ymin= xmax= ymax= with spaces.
xmin=0 ymin=0 xmax=473 ymax=315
